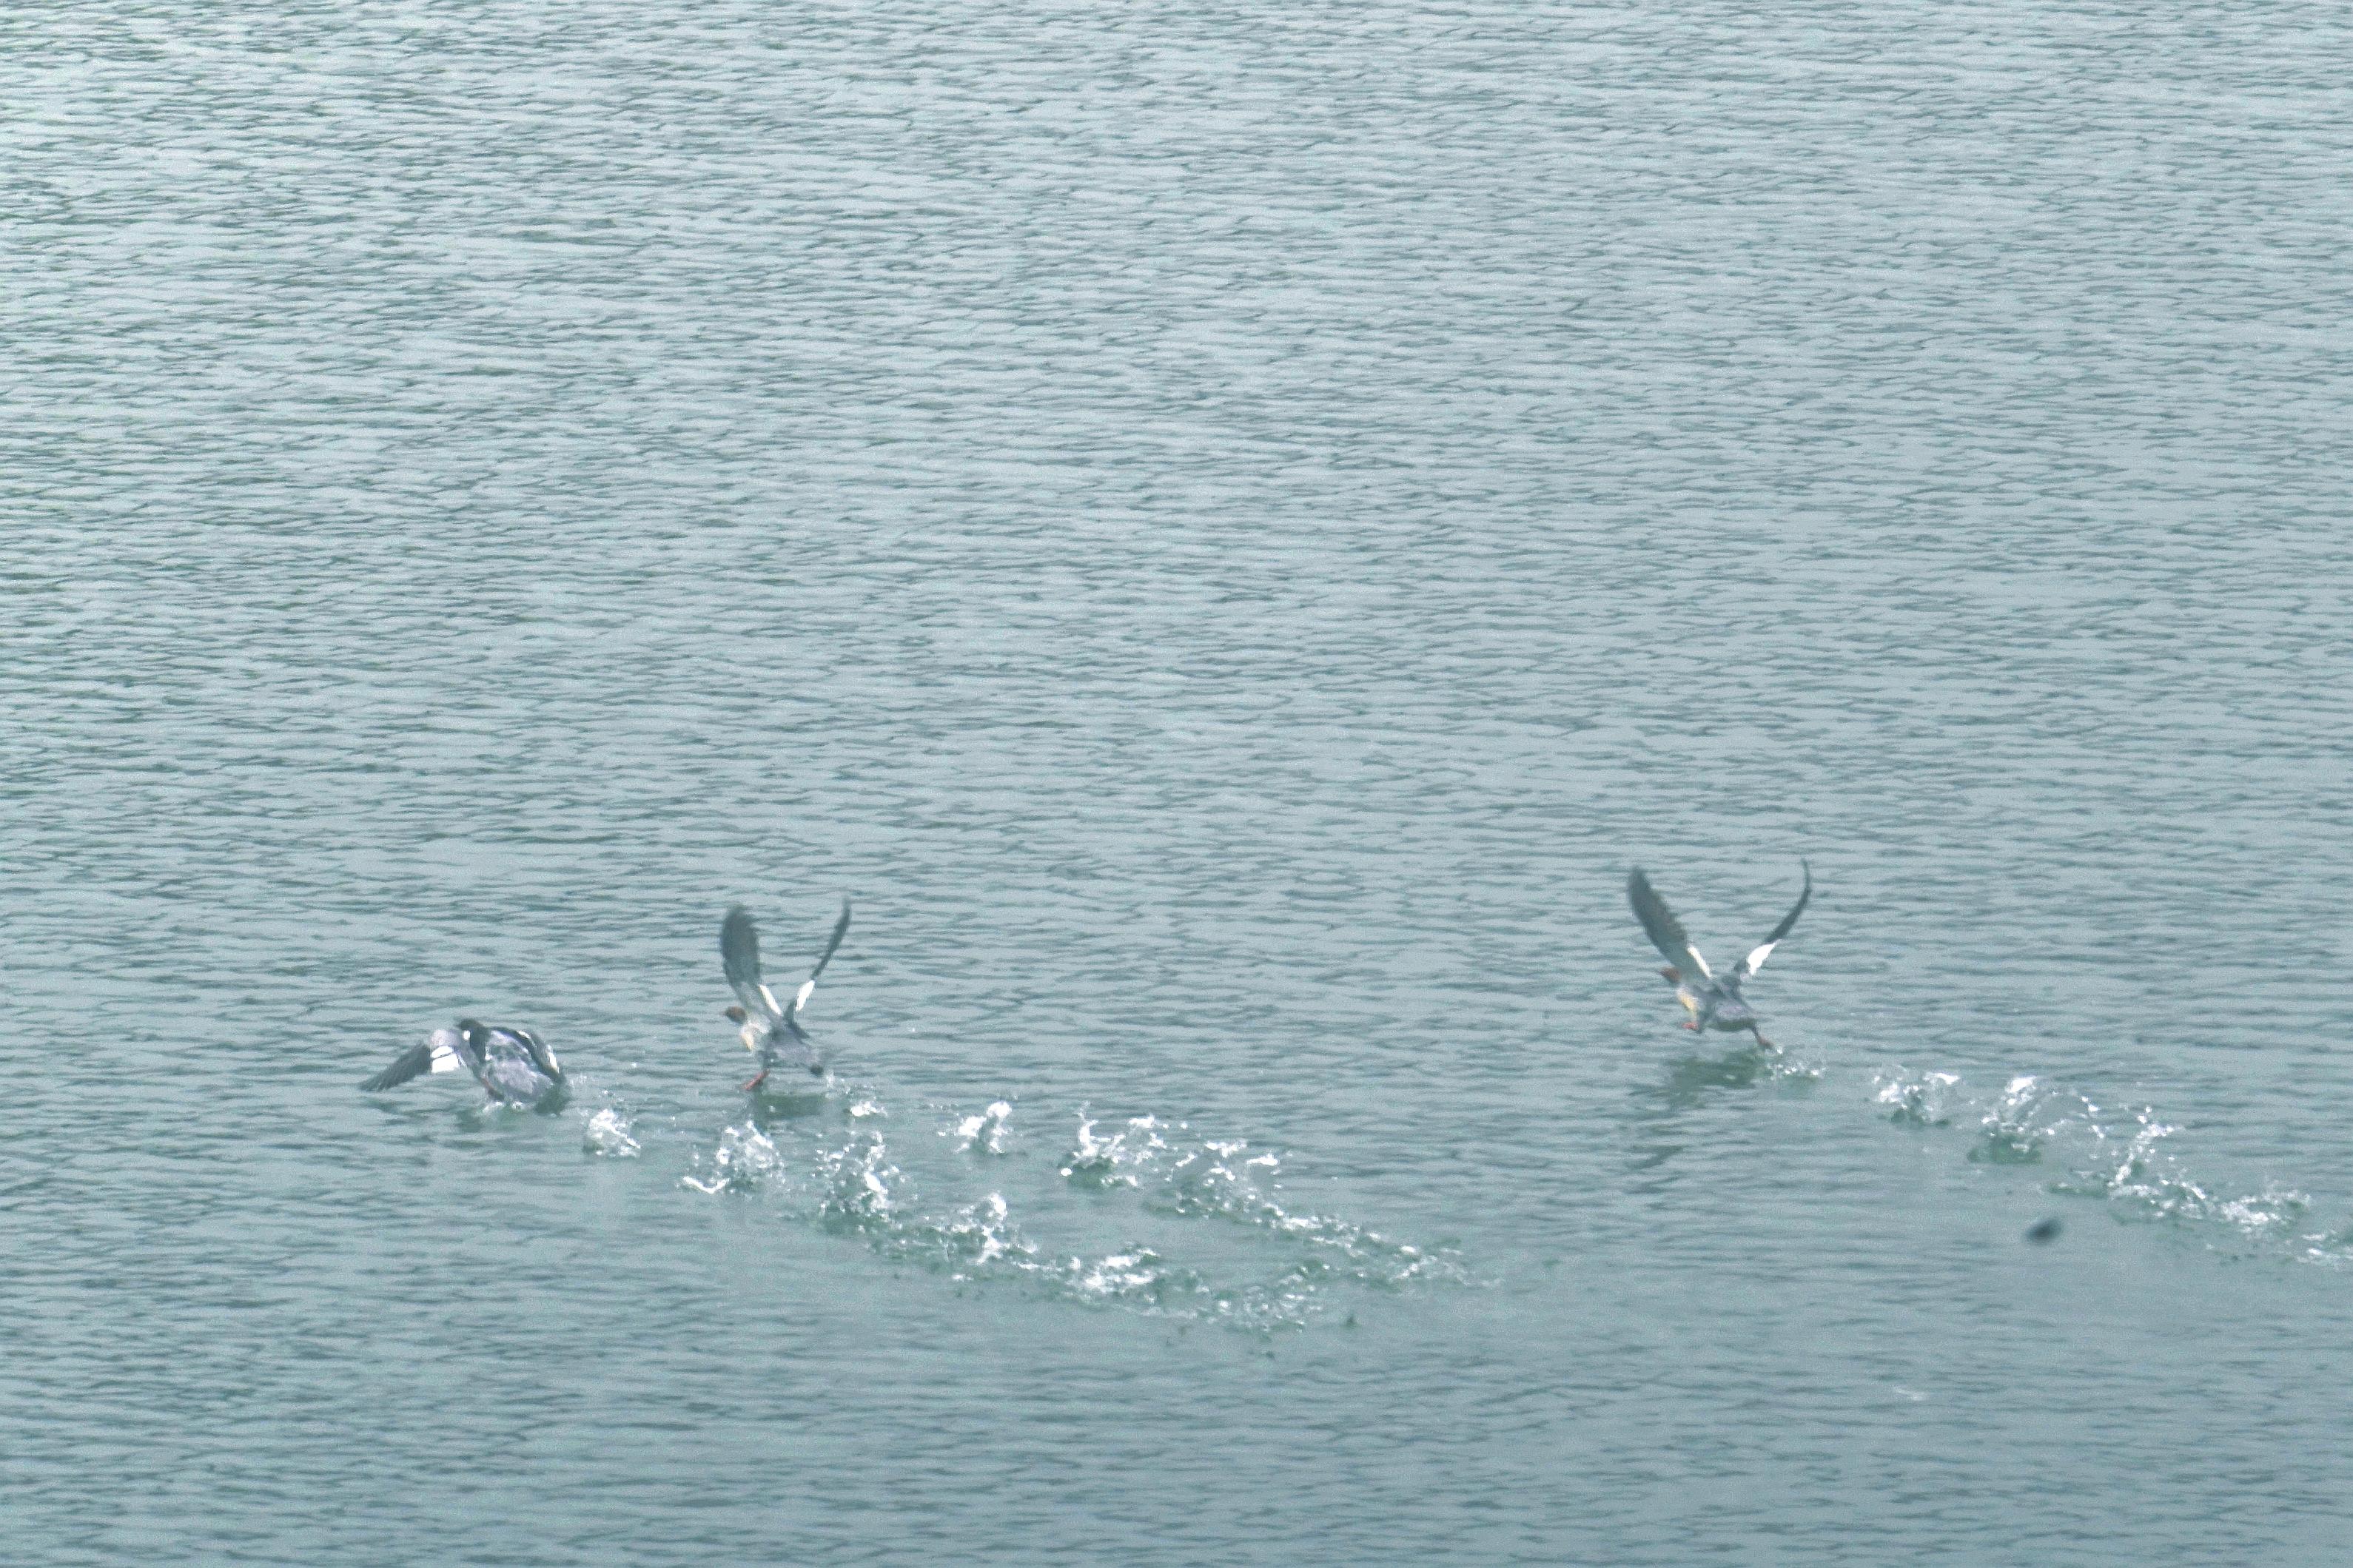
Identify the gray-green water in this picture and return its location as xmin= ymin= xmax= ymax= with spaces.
xmin=9 ymin=4 xmax=2353 ymax=1562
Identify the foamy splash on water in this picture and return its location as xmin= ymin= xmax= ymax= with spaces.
xmin=1149 ymin=1134 xmax=1457 ymax=1287
xmin=2050 ymin=1105 xmax=2309 ymax=1241
xmin=950 ymin=1100 xmax=1013 ymax=1155
xmin=1873 ymin=1065 xmax=2314 ymax=1254
xmin=680 ymin=1123 xmax=786 ymax=1194
xmin=941 ymin=1193 xmax=1027 ymax=1272
xmin=816 ymin=1129 xmax=900 ymax=1228
xmin=583 ymin=1108 xmax=640 ymax=1158
xmin=677 ymin=1097 xmax=1464 ymax=1328
xmin=1968 ymin=1074 xmax=2071 ymax=1165
xmin=1060 ymin=1112 xmax=1168 ymax=1187
xmin=1874 ymin=1070 xmax=1962 ymax=1126
xmin=1055 ymin=1115 xmax=1465 ymax=1296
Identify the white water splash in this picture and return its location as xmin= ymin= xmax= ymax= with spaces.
xmin=1149 ymin=1136 xmax=1463 ymax=1289
xmin=1058 ymin=1246 xmax=1192 ymax=1305
xmin=583 ymin=1108 xmax=640 ymax=1158
xmin=681 ymin=1123 xmax=785 ymax=1195
xmin=2054 ymin=1105 xmax=2308 ymax=1238
xmin=675 ymin=1096 xmax=1465 ymax=1329
xmin=1879 ymin=1065 xmax=2312 ymax=1254
xmin=1873 ymin=1069 xmax=1963 ymax=1125
xmin=950 ymin=1100 xmax=1014 ymax=1155
xmin=939 ymin=1192 xmax=1030 ymax=1273
xmin=816 ymin=1129 xmax=900 ymax=1227
xmin=1970 ymin=1074 xmax=2075 ymax=1164
xmin=1060 ymin=1113 xmax=1169 ymax=1187
xmin=1053 ymin=1113 xmax=1467 ymax=1298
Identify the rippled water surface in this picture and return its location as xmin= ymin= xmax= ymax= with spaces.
xmin=10 ymin=3 xmax=2353 ymax=1562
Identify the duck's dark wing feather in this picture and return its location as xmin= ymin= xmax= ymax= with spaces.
xmin=1737 ymin=859 xmax=1812 ymax=978
xmin=360 ymin=1030 xmax=468 ymax=1092
xmin=361 ymin=1039 xmax=437 ymax=1092
xmin=806 ymin=899 xmax=852 ymax=990
xmin=776 ymin=898 xmax=853 ymax=1046
xmin=789 ymin=899 xmax=852 ymax=1017
xmin=722 ymin=906 xmax=782 ymax=1020
xmin=1628 ymin=867 xmax=1711 ymax=980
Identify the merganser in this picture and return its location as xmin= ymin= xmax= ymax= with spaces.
xmin=1627 ymin=861 xmax=1811 ymax=1049
xmin=361 ymin=1018 xmax=565 ymax=1108
xmin=722 ymin=899 xmax=851 ymax=1093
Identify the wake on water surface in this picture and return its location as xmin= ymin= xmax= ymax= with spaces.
xmin=1869 ymin=1063 xmax=2329 ymax=1261
xmin=506 ymin=1023 xmax=2344 ymax=1331
xmin=561 ymin=1080 xmax=1471 ymax=1332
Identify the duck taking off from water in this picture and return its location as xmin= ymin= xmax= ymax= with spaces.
xmin=360 ymin=1020 xmax=566 ymax=1108
xmin=722 ymin=899 xmax=852 ymax=1093
xmin=1627 ymin=861 xmax=1811 ymax=1049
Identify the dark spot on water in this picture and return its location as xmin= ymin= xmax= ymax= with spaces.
xmin=2025 ymin=1217 xmax=2063 ymax=1245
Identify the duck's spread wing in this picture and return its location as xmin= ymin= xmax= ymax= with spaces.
xmin=789 ymin=898 xmax=853 ymax=1021
xmin=722 ymin=905 xmax=783 ymax=1019
xmin=360 ymin=1039 xmax=435 ymax=1092
xmin=1628 ymin=868 xmax=1711 ymax=980
xmin=360 ymin=1030 xmax=466 ymax=1092
xmin=1738 ymin=860 xmax=1812 ymax=978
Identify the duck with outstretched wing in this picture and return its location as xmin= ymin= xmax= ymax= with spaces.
xmin=1627 ymin=861 xmax=1810 ymax=1049
xmin=722 ymin=898 xmax=852 ymax=1094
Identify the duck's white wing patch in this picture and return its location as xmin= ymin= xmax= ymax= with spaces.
xmin=1735 ymin=861 xmax=1812 ymax=978
xmin=793 ymin=978 xmax=816 ymax=1012
xmin=429 ymin=1041 xmax=461 ymax=1074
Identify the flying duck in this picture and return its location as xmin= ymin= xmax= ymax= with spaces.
xmin=722 ymin=898 xmax=852 ymax=1093
xmin=361 ymin=1019 xmax=566 ymax=1108
xmin=1627 ymin=861 xmax=1811 ymax=1049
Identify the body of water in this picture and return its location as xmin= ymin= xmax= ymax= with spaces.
xmin=8 ymin=3 xmax=2353 ymax=1561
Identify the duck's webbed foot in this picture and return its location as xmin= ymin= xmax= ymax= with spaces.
xmin=1749 ymin=1026 xmax=1776 ymax=1051
xmin=742 ymin=1070 xmax=770 ymax=1093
